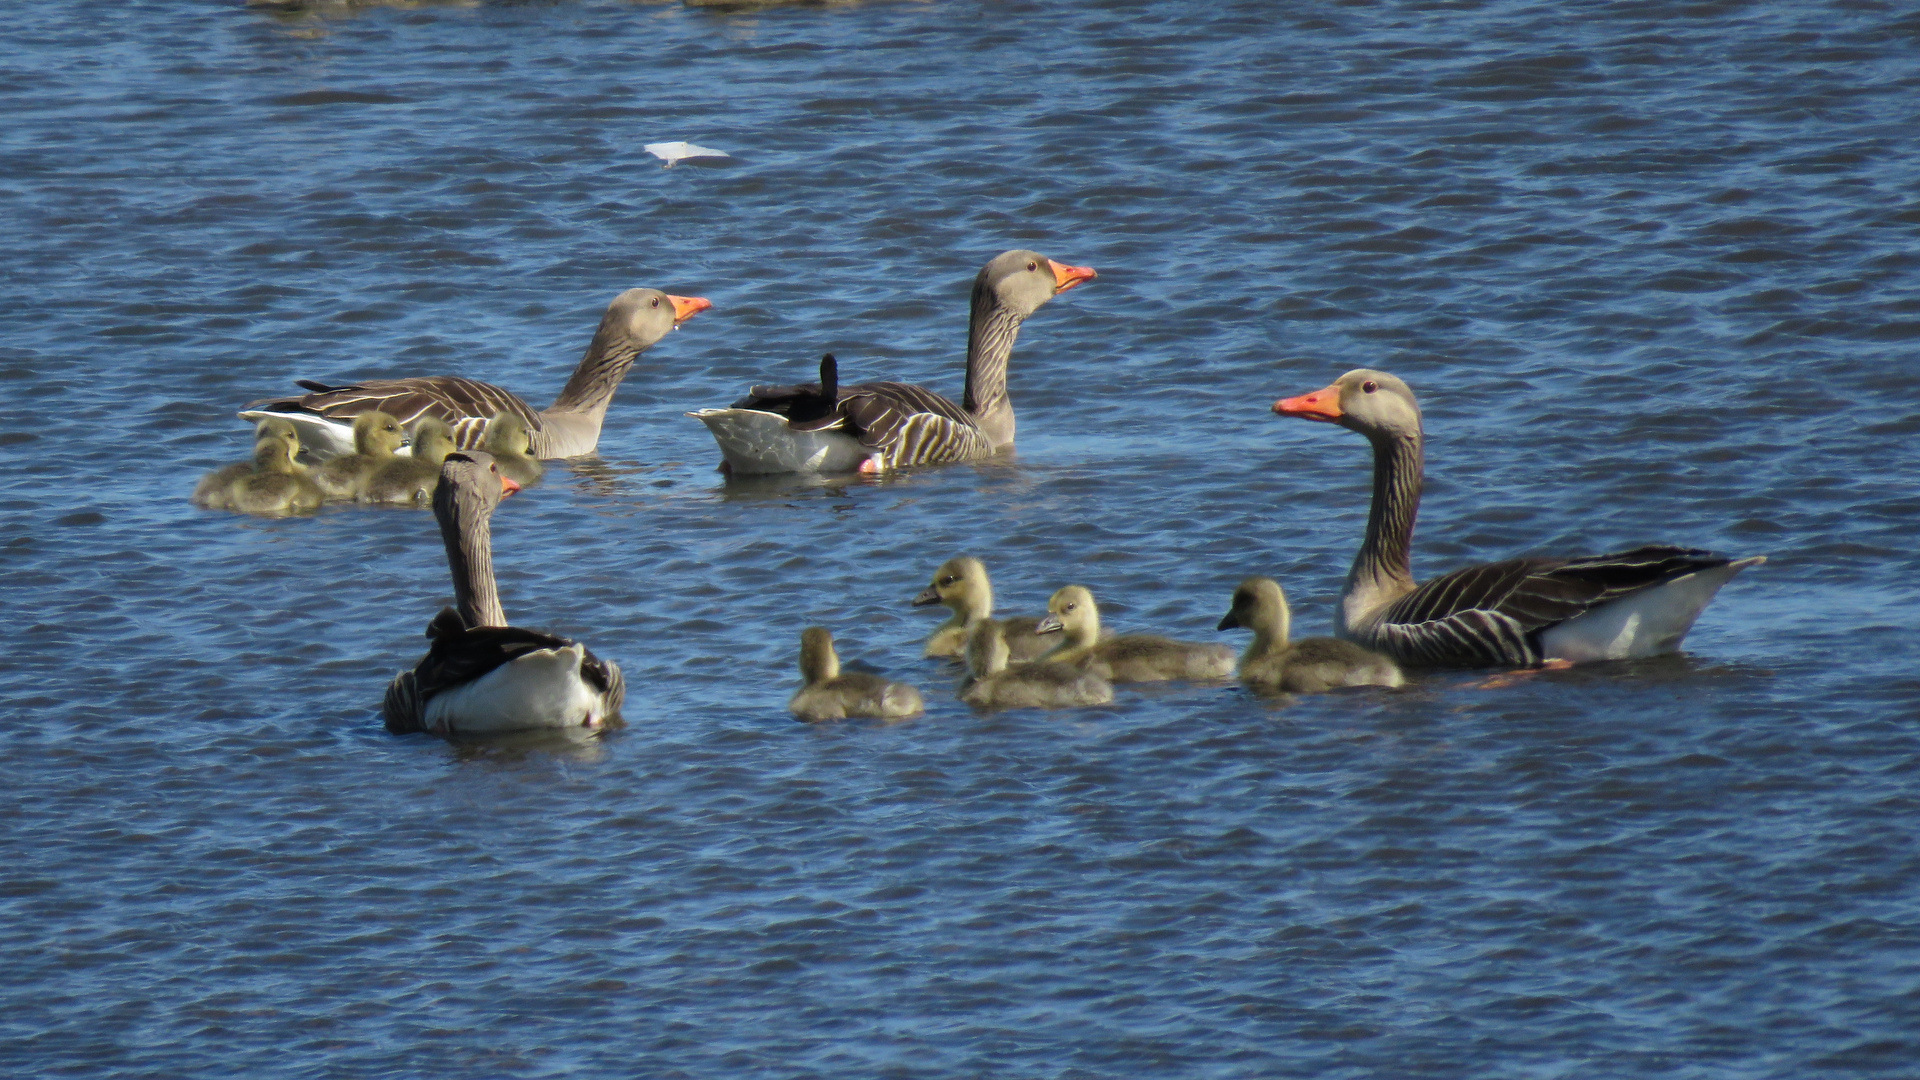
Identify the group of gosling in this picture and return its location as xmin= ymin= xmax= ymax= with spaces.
xmin=191 ymin=411 xmax=544 ymax=512
xmin=791 ymin=555 xmax=1403 ymax=721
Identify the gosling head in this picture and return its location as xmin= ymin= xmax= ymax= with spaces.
xmin=798 ymin=626 xmax=840 ymax=685
xmin=252 ymin=428 xmax=302 ymax=474
xmin=484 ymin=412 xmax=533 ymax=457
xmin=1218 ymin=576 xmax=1290 ymax=642
xmin=352 ymin=410 xmax=405 ymax=457
xmin=1034 ymin=584 xmax=1100 ymax=642
xmin=976 ymin=249 xmax=1097 ymax=321
xmin=912 ymin=555 xmax=993 ymax=620
xmin=409 ymin=416 xmax=458 ymax=466
xmin=254 ymin=417 xmax=302 ymax=460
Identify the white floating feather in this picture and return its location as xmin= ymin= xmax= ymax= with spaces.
xmin=643 ymin=141 xmax=731 ymax=168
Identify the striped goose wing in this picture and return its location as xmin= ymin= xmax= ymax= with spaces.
xmin=831 ymin=381 xmax=994 ymax=466
xmin=1373 ymin=545 xmax=1733 ymax=668
xmin=250 ymin=377 xmax=543 ymax=447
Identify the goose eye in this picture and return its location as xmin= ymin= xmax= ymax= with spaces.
xmin=1027 ymin=261 xmax=1038 ymax=272
xmin=650 ymin=297 xmax=660 ymax=308
xmin=1066 ymin=603 xmax=1077 ymax=612
xmin=1362 ymin=380 xmax=1378 ymax=393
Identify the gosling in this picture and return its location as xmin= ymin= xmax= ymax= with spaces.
xmin=961 ymin=619 xmax=1113 ymax=709
xmin=484 ymin=412 xmax=544 ymax=489
xmin=227 ymin=426 xmax=324 ymax=514
xmin=313 ymin=411 xmax=405 ymax=501
xmin=789 ymin=627 xmax=924 ymax=722
xmin=1218 ymin=577 xmax=1403 ymax=693
xmin=1035 ymin=584 xmax=1236 ymax=683
xmin=193 ymin=418 xmax=302 ymax=509
xmin=912 ymin=555 xmax=1053 ymax=661
xmin=363 ymin=416 xmax=458 ymax=505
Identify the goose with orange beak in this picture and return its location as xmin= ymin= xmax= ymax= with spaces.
xmin=383 ymin=451 xmax=625 ymax=737
xmin=242 ymin=288 xmax=711 ymax=460
xmin=1273 ymin=368 xmax=1764 ymax=669
xmin=691 ymin=249 xmax=1095 ymax=473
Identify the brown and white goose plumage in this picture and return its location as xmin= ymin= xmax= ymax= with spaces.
xmin=242 ymin=289 xmax=710 ymax=460
xmin=1274 ymin=369 xmax=1765 ymax=669
xmin=382 ymin=451 xmax=624 ymax=736
xmin=690 ymin=249 xmax=1095 ymax=473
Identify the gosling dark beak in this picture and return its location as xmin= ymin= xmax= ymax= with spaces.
xmin=911 ymin=587 xmax=941 ymax=607
xmin=1216 ymin=612 xmax=1241 ymax=632
xmin=1034 ymin=614 xmax=1064 ymax=635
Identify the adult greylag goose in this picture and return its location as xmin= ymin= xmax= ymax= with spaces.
xmin=1034 ymin=586 xmax=1236 ymax=682
xmin=363 ymin=417 xmax=457 ymax=505
xmin=1218 ymin=577 xmax=1403 ymax=693
xmin=240 ymin=289 xmax=711 ymax=459
xmin=483 ymin=412 xmax=544 ymax=488
xmin=690 ymin=249 xmax=1096 ymax=473
xmin=960 ymin=620 xmax=1113 ymax=709
xmin=225 ymin=424 xmax=324 ymax=515
xmin=1274 ymin=369 xmax=1765 ymax=668
xmin=788 ymin=627 xmax=924 ymax=722
xmin=192 ymin=417 xmax=302 ymax=509
xmin=312 ymin=411 xmax=405 ymax=501
xmin=383 ymin=451 xmax=624 ymax=735
xmin=911 ymin=555 xmax=1053 ymax=661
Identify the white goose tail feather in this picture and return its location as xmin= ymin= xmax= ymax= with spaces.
xmin=688 ymin=408 xmax=880 ymax=475
xmin=422 ymin=644 xmax=608 ymax=735
xmin=1540 ymin=555 xmax=1766 ymax=663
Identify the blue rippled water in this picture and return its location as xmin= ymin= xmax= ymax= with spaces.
xmin=2 ymin=1 xmax=1918 ymax=1076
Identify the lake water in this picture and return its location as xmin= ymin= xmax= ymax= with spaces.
xmin=3 ymin=1 xmax=1918 ymax=1076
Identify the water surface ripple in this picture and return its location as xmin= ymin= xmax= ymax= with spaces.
xmin=2 ymin=1 xmax=1917 ymax=1076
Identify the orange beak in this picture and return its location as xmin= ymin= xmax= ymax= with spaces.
xmin=667 ymin=294 xmax=712 ymax=325
xmin=500 ymin=474 xmax=522 ymax=497
xmin=1274 ymin=383 xmax=1343 ymax=422
xmin=1047 ymin=259 xmax=1097 ymax=294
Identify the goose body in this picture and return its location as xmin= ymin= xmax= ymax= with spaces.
xmin=193 ymin=418 xmax=302 ymax=509
xmin=1035 ymin=585 xmax=1236 ymax=683
xmin=312 ymin=410 xmax=404 ymax=500
xmin=1219 ymin=577 xmax=1403 ymax=693
xmin=241 ymin=289 xmax=710 ymax=459
xmin=912 ymin=555 xmax=1054 ymax=661
xmin=1273 ymin=369 xmax=1764 ymax=668
xmin=692 ymin=250 xmax=1095 ymax=474
xmin=383 ymin=453 xmax=624 ymax=736
xmin=483 ymin=413 xmax=544 ymax=488
xmin=788 ymin=627 xmax=924 ymax=722
xmin=363 ymin=417 xmax=457 ymax=505
xmin=960 ymin=620 xmax=1113 ymax=709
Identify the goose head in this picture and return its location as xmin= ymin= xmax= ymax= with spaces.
xmin=978 ymin=249 xmax=1097 ymax=319
xmin=912 ymin=555 xmax=993 ymax=620
xmin=964 ymin=619 xmax=1011 ymax=678
xmin=409 ymin=416 xmax=458 ymax=466
xmin=434 ymin=449 xmax=521 ymax=516
xmin=485 ymin=412 xmax=534 ymax=457
xmin=1218 ymin=576 xmax=1290 ymax=641
xmin=596 ymin=288 xmax=713 ymax=355
xmin=798 ymin=626 xmax=841 ymax=685
xmin=1273 ymin=369 xmax=1422 ymax=442
xmin=1034 ymin=584 xmax=1101 ymax=643
xmin=352 ymin=410 xmax=406 ymax=457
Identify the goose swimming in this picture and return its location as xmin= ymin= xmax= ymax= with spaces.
xmin=1218 ymin=576 xmax=1403 ymax=692
xmin=1034 ymin=585 xmax=1237 ymax=683
xmin=788 ymin=627 xmax=924 ymax=722
xmin=960 ymin=619 xmax=1113 ymax=710
xmin=911 ymin=555 xmax=1054 ymax=661
xmin=1273 ymin=369 xmax=1764 ymax=667
xmin=691 ymin=249 xmax=1094 ymax=473
xmin=383 ymin=451 xmax=624 ymax=735
xmin=241 ymin=289 xmax=711 ymax=459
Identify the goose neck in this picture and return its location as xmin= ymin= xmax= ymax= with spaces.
xmin=548 ymin=335 xmax=645 ymax=420
xmin=436 ymin=487 xmax=506 ymax=629
xmin=962 ymin=289 xmax=1024 ymax=445
xmin=1343 ymin=429 xmax=1423 ymax=633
